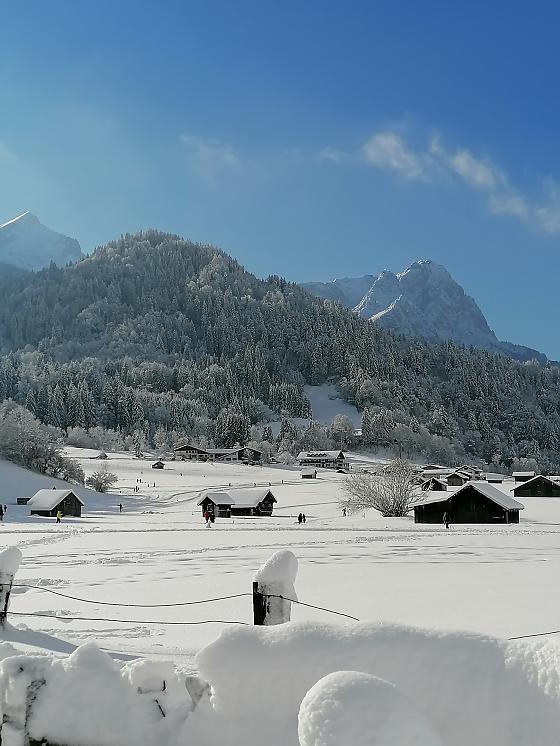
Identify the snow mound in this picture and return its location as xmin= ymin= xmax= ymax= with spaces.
xmin=0 ymin=547 xmax=22 ymax=577
xmin=254 ymin=549 xmax=298 ymax=588
xmin=196 ymin=621 xmax=560 ymax=746
xmin=298 ymin=670 xmax=442 ymax=746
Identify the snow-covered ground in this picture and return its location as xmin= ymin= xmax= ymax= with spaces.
xmin=0 ymin=448 xmax=560 ymax=667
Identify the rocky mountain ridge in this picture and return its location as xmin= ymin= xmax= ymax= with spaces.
xmin=302 ymin=260 xmax=547 ymax=364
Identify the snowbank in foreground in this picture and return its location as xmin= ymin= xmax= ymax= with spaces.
xmin=298 ymin=670 xmax=442 ymax=746
xmin=196 ymin=621 xmax=560 ymax=746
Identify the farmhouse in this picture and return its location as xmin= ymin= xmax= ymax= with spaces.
xmin=173 ymin=444 xmax=262 ymax=464
xmin=28 ymin=489 xmax=84 ymax=518
xmin=512 ymin=475 xmax=560 ymax=498
xmin=297 ymin=450 xmax=347 ymax=470
xmin=197 ymin=488 xmax=276 ymax=518
xmin=414 ymin=482 xmax=524 ymax=525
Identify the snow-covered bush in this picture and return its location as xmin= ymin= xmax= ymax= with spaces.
xmin=341 ymin=459 xmax=417 ymax=517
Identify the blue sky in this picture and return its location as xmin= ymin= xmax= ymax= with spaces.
xmin=2 ymin=1 xmax=560 ymax=356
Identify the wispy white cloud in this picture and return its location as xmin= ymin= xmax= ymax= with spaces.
xmin=322 ymin=127 xmax=560 ymax=234
xmin=179 ymin=133 xmax=241 ymax=180
xmin=362 ymin=132 xmax=431 ymax=180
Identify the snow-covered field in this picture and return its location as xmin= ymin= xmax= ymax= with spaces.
xmin=3 ymin=449 xmax=560 ymax=743
xmin=0 ymin=448 xmax=560 ymax=664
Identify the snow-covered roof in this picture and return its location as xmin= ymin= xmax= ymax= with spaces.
xmin=198 ymin=488 xmax=276 ymax=508
xmin=297 ymin=451 xmax=345 ymax=461
xmin=510 ymin=474 xmax=559 ymax=491
xmin=512 ymin=471 xmax=535 ymax=478
xmin=415 ymin=482 xmax=524 ymax=511
xmin=28 ymin=489 xmax=84 ymax=511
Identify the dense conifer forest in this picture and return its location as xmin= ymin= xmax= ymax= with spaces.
xmin=0 ymin=230 xmax=559 ymax=471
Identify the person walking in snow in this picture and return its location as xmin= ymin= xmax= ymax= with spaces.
xmin=443 ymin=511 xmax=450 ymax=530
xmin=119 ymin=503 xmax=123 ymax=513
xmin=56 ymin=510 xmax=62 ymax=524
xmin=302 ymin=513 xmax=306 ymax=524
xmin=298 ymin=513 xmax=303 ymax=525
xmin=0 ymin=505 xmax=4 ymax=522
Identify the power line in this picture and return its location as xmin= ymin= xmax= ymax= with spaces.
xmin=13 ymin=585 xmax=251 ymax=608
xmin=8 ymin=611 xmax=249 ymax=626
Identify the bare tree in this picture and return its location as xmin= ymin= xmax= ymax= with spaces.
xmin=341 ymin=459 xmax=418 ymax=517
xmin=86 ymin=465 xmax=118 ymax=493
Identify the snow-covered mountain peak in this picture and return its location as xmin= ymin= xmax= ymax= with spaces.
xmin=302 ymin=259 xmax=547 ymax=364
xmin=0 ymin=212 xmax=83 ymax=270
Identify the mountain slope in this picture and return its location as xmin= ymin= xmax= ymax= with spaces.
xmin=303 ymin=260 xmax=547 ymax=364
xmin=1 ymin=230 xmax=560 ymax=470
xmin=0 ymin=212 xmax=83 ymax=270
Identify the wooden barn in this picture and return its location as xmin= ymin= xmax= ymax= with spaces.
xmin=421 ymin=477 xmax=447 ymax=492
xmin=297 ymin=450 xmax=347 ymax=470
xmin=197 ymin=488 xmax=276 ymax=518
xmin=414 ymin=482 xmax=524 ymax=525
xmin=447 ymin=471 xmax=470 ymax=487
xmin=152 ymin=460 xmax=165 ymax=469
xmin=28 ymin=489 xmax=84 ymax=518
xmin=512 ymin=475 xmax=560 ymax=498
xmin=513 ymin=471 xmax=535 ymax=483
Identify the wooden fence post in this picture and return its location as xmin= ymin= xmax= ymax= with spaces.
xmin=0 ymin=547 xmax=22 ymax=629
xmin=253 ymin=550 xmax=298 ymax=626
xmin=253 ymin=581 xmax=267 ymax=626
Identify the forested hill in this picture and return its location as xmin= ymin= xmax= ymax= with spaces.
xmin=1 ymin=229 xmax=560 ymax=471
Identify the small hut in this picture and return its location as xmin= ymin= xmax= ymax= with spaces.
xmin=414 ymin=482 xmax=523 ymax=525
xmin=152 ymin=460 xmax=165 ymax=469
xmin=28 ymin=489 xmax=84 ymax=518
xmin=301 ymin=468 xmax=317 ymax=479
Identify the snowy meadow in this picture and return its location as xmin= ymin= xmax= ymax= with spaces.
xmin=2 ymin=450 xmax=560 ymax=744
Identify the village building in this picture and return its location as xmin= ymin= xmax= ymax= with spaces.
xmin=414 ymin=482 xmax=524 ymax=525
xmin=173 ymin=444 xmax=262 ymax=464
xmin=197 ymin=488 xmax=276 ymax=518
xmin=28 ymin=489 xmax=84 ymax=518
xmin=421 ymin=477 xmax=447 ymax=492
xmin=297 ymin=450 xmax=347 ymax=470
xmin=446 ymin=471 xmax=471 ymax=487
xmin=151 ymin=460 xmax=165 ymax=469
xmin=483 ymin=473 xmax=504 ymax=484
xmin=301 ymin=468 xmax=317 ymax=479
xmin=512 ymin=471 xmax=536 ymax=483
xmin=512 ymin=475 xmax=560 ymax=498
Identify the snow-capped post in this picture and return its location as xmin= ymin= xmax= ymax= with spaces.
xmin=0 ymin=547 xmax=22 ymax=628
xmin=253 ymin=550 xmax=298 ymax=625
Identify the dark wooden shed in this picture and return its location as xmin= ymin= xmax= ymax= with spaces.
xmin=512 ymin=475 xmax=560 ymax=498
xmin=414 ymin=482 xmax=523 ymax=525
xmin=197 ymin=488 xmax=276 ymax=518
xmin=28 ymin=489 xmax=84 ymax=518
xmin=152 ymin=460 xmax=165 ymax=469
xmin=421 ymin=477 xmax=447 ymax=492
xmin=447 ymin=471 xmax=470 ymax=487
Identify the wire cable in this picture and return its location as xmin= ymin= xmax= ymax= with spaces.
xmin=12 ymin=585 xmax=251 ymax=608
xmin=263 ymin=594 xmax=360 ymax=622
xmin=8 ymin=611 xmax=249 ymax=625
xmin=508 ymin=630 xmax=560 ymax=641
